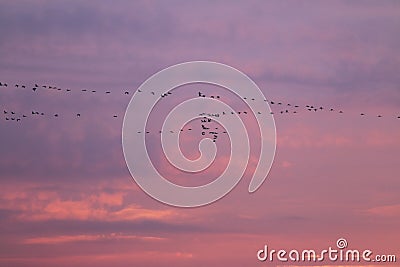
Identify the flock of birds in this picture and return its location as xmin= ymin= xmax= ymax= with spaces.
xmin=1 ymin=81 xmax=399 ymax=139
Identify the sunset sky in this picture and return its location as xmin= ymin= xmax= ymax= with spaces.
xmin=0 ymin=1 xmax=399 ymax=266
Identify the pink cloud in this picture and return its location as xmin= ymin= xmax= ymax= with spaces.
xmin=22 ymin=233 xmax=166 ymax=245
xmin=365 ymin=204 xmax=400 ymax=217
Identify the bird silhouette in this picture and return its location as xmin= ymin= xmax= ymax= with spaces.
xmin=106 ymin=91 xmax=111 ymax=94
xmin=77 ymin=113 xmax=81 ymax=117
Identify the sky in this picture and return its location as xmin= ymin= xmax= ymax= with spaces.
xmin=0 ymin=0 xmax=400 ymax=266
